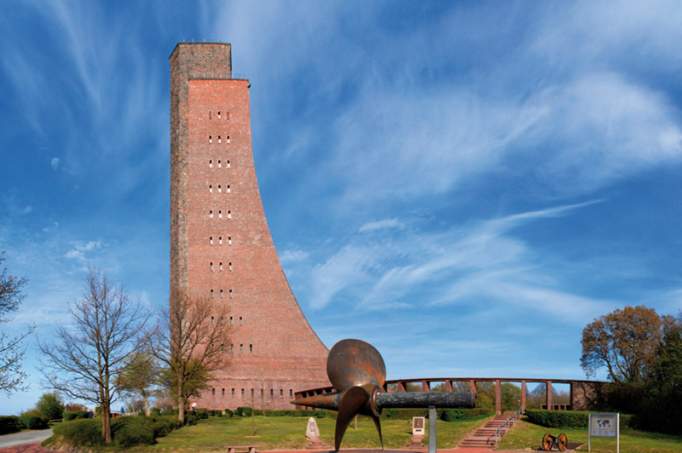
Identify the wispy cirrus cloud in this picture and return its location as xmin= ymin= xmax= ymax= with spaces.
xmin=302 ymin=201 xmax=613 ymax=321
xmin=358 ymin=218 xmax=403 ymax=233
xmin=211 ymin=0 xmax=682 ymax=209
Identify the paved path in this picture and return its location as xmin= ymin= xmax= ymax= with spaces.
xmin=0 ymin=430 xmax=52 ymax=450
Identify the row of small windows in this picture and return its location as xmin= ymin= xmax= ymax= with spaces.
xmin=209 ymin=288 xmax=233 ymax=297
xmin=208 ymin=210 xmax=232 ymax=219
xmin=208 ymin=184 xmax=231 ymax=193
xmin=208 ymin=159 xmax=231 ymax=168
xmin=219 ymin=341 xmax=250 ymax=352
xmin=228 ymin=316 xmax=244 ymax=326
xmin=210 ymin=261 xmax=233 ymax=271
xmin=208 ymin=111 xmax=231 ymax=120
xmin=209 ymin=236 xmax=232 ymax=245
xmin=210 ymin=388 xmax=293 ymax=399
xmin=208 ymin=135 xmax=231 ymax=144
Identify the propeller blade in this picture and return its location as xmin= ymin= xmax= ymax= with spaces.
xmin=327 ymin=339 xmax=386 ymax=392
xmin=370 ymin=412 xmax=383 ymax=449
xmin=335 ymin=386 xmax=370 ymax=451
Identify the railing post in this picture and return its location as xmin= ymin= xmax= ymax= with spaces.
xmin=495 ymin=379 xmax=502 ymax=415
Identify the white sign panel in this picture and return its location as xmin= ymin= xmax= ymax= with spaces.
xmin=590 ymin=413 xmax=618 ymax=437
xmin=412 ymin=416 xmax=425 ymax=435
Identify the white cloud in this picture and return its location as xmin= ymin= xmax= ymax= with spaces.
xmin=280 ymin=249 xmax=309 ymax=264
xmin=304 ymin=201 xmax=612 ymax=321
xmin=64 ymin=240 xmax=102 ymax=261
xmin=50 ymin=157 xmax=60 ymax=170
xmin=359 ymin=218 xmax=403 ymax=233
xmin=309 ymin=245 xmax=378 ymax=309
xmin=210 ymin=1 xmax=682 ymax=206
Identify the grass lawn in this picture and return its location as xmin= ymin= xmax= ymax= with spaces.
xmin=128 ymin=414 xmax=490 ymax=452
xmin=498 ymin=419 xmax=682 ymax=453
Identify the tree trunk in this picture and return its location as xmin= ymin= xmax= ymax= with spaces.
xmin=102 ymin=402 xmax=112 ymax=444
xmin=178 ymin=390 xmax=185 ymax=424
xmin=143 ymin=395 xmax=150 ymax=417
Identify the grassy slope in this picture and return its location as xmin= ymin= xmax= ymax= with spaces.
xmin=131 ymin=415 xmax=490 ymax=452
xmin=498 ymin=420 xmax=682 ymax=453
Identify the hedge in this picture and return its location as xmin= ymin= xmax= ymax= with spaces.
xmin=235 ymin=406 xmax=253 ymax=417
xmin=63 ymin=410 xmax=92 ymax=421
xmin=150 ymin=416 xmax=182 ymax=438
xmin=52 ymin=415 xmax=184 ymax=449
xmin=19 ymin=410 xmax=49 ymax=430
xmin=525 ymin=410 xmax=589 ymax=428
xmin=111 ymin=417 xmax=155 ymax=448
xmin=441 ymin=408 xmax=493 ymax=421
xmin=52 ymin=418 xmax=103 ymax=447
xmin=0 ymin=416 xmax=23 ymax=435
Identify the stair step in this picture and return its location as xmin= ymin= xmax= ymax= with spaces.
xmin=458 ymin=415 xmax=518 ymax=449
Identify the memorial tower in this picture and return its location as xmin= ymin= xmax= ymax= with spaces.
xmin=169 ymin=43 xmax=329 ymax=409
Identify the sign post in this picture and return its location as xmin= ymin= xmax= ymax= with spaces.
xmin=428 ymin=406 xmax=437 ymax=453
xmin=588 ymin=412 xmax=620 ymax=453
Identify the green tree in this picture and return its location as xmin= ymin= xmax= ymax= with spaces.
xmin=152 ymin=294 xmax=229 ymax=424
xmin=638 ymin=316 xmax=682 ymax=434
xmin=36 ymin=392 xmax=64 ymax=420
xmin=116 ymin=350 xmax=156 ymax=416
xmin=581 ymin=305 xmax=663 ymax=383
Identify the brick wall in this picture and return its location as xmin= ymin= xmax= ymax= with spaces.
xmin=170 ymin=43 xmax=329 ymax=410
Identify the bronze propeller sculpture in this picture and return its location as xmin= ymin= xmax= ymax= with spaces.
xmin=292 ymin=339 xmax=475 ymax=451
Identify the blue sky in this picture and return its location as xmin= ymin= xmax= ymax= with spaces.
xmin=1 ymin=1 xmax=682 ymax=413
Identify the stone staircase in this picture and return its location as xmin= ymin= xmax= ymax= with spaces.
xmin=458 ymin=412 xmax=518 ymax=449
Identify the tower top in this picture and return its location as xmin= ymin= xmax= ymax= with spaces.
xmin=169 ymin=42 xmax=232 ymax=79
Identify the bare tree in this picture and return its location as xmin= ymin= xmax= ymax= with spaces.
xmin=40 ymin=270 xmax=149 ymax=444
xmin=0 ymin=252 xmax=30 ymax=394
xmin=152 ymin=293 xmax=229 ymax=424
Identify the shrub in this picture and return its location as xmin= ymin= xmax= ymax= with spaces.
xmin=263 ymin=409 xmax=328 ymax=418
xmin=441 ymin=408 xmax=493 ymax=421
xmin=525 ymin=410 xmax=589 ymax=428
xmin=185 ymin=413 xmax=198 ymax=425
xmin=150 ymin=416 xmax=181 ymax=438
xmin=382 ymin=409 xmax=429 ymax=419
xmin=63 ymin=410 xmax=92 ymax=421
xmin=52 ymin=418 xmax=102 ymax=447
xmin=36 ymin=392 xmax=64 ymax=421
xmin=224 ymin=409 xmax=234 ymax=417
xmin=235 ymin=406 xmax=253 ymax=417
xmin=193 ymin=408 xmax=209 ymax=419
xmin=150 ymin=408 xmax=162 ymax=416
xmin=111 ymin=417 xmax=155 ymax=448
xmin=20 ymin=410 xmax=49 ymax=430
xmin=0 ymin=416 xmax=23 ymax=435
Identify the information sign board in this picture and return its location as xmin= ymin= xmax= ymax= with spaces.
xmin=588 ymin=412 xmax=620 ymax=453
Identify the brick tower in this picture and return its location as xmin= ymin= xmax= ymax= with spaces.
xmin=169 ymin=43 xmax=329 ymax=409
